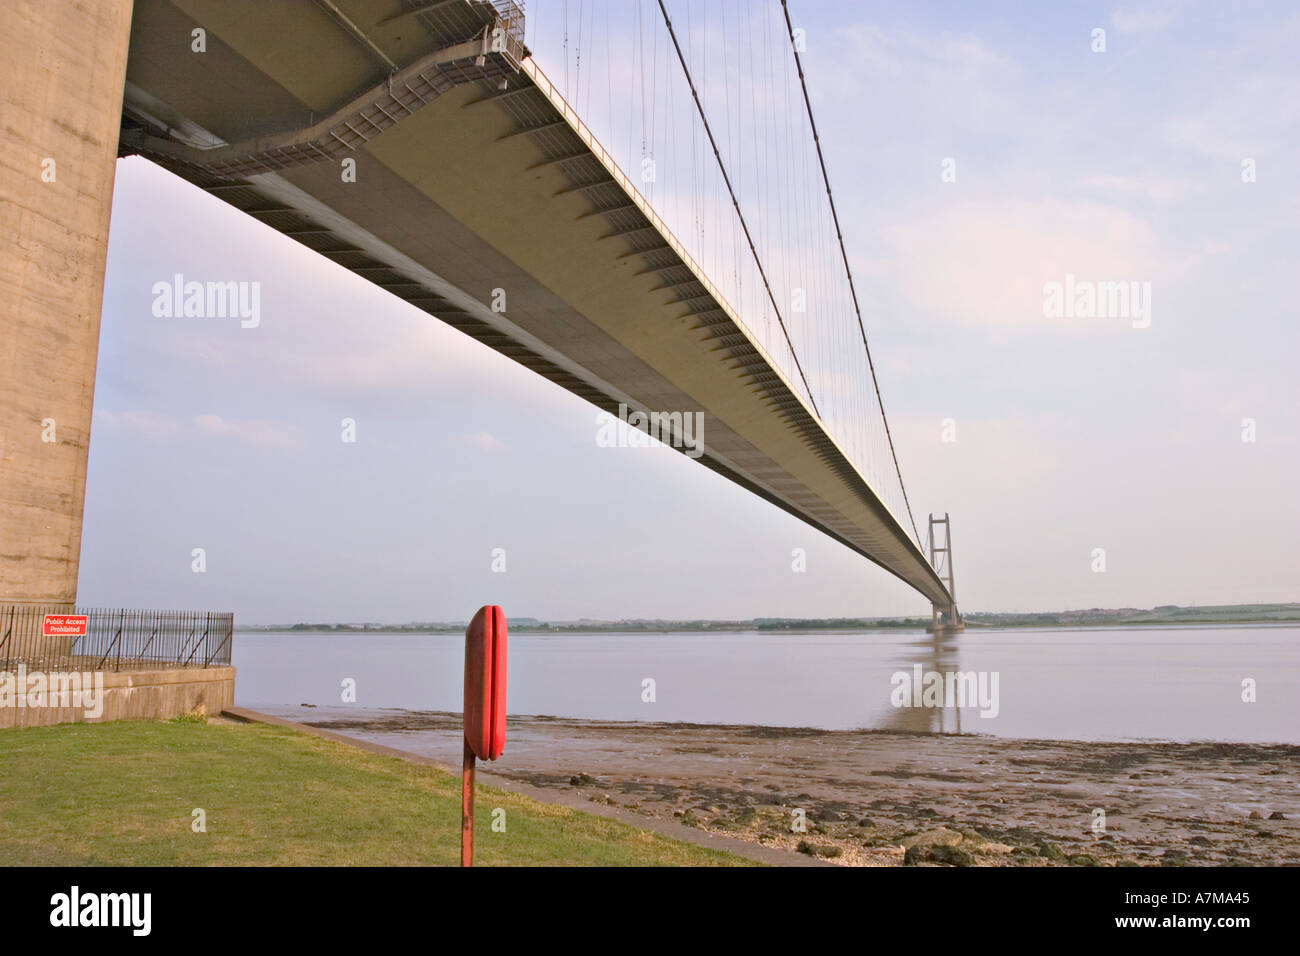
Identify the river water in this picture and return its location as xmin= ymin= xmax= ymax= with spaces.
xmin=232 ymin=624 xmax=1299 ymax=743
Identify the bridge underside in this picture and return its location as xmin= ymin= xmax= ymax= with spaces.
xmin=119 ymin=0 xmax=953 ymax=608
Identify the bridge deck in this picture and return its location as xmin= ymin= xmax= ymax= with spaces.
xmin=120 ymin=0 xmax=952 ymax=608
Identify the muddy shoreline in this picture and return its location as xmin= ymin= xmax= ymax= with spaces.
xmin=277 ymin=706 xmax=1299 ymax=866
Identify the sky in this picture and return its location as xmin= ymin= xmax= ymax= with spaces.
xmin=78 ymin=0 xmax=1298 ymax=624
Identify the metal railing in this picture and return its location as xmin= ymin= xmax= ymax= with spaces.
xmin=0 ymin=605 xmax=234 ymax=673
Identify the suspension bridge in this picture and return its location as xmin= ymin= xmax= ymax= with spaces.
xmin=3 ymin=0 xmax=961 ymax=630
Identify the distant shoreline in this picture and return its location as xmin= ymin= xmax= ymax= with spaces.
xmin=236 ymin=602 xmax=1300 ymax=633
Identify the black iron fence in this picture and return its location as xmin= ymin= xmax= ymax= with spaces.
xmin=0 ymin=605 xmax=234 ymax=672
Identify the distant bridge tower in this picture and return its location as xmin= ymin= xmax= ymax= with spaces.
xmin=928 ymin=513 xmax=963 ymax=634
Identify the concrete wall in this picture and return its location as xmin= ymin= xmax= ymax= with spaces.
xmin=0 ymin=665 xmax=235 ymax=729
xmin=0 ymin=1 xmax=134 ymax=603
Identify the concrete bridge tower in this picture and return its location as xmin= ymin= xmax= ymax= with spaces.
xmin=0 ymin=1 xmax=134 ymax=604
xmin=928 ymin=513 xmax=964 ymax=635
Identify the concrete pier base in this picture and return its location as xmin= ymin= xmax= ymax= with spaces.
xmin=0 ymin=665 xmax=235 ymax=728
xmin=928 ymin=603 xmax=964 ymax=635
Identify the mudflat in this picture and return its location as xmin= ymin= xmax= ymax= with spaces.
xmin=281 ymin=707 xmax=1299 ymax=866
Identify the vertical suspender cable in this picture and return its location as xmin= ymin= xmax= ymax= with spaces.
xmin=779 ymin=0 xmax=922 ymax=548
xmin=656 ymin=0 xmax=821 ymax=418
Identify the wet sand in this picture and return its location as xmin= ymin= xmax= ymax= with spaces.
xmin=278 ymin=706 xmax=1299 ymax=866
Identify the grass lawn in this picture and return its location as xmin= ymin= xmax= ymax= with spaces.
xmin=0 ymin=718 xmax=755 ymax=866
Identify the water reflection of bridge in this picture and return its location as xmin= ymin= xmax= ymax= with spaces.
xmin=874 ymin=631 xmax=968 ymax=735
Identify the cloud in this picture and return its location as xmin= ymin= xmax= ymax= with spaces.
xmin=1159 ymin=74 xmax=1300 ymax=163
xmin=92 ymin=409 xmax=179 ymax=441
xmin=1154 ymin=16 xmax=1300 ymax=163
xmin=193 ymin=413 xmax=301 ymax=447
xmin=806 ymin=22 xmax=1021 ymax=140
xmin=462 ymin=431 xmax=505 ymax=451
xmin=841 ymin=24 xmax=1005 ymax=75
xmin=934 ymin=30 xmax=1006 ymax=68
xmin=898 ymin=413 xmax=1064 ymax=494
xmin=1080 ymin=173 xmax=1205 ymax=203
xmin=92 ymin=408 xmax=180 ymax=442
xmin=1110 ymin=7 xmax=1175 ymax=35
xmin=882 ymin=198 xmax=1166 ymax=327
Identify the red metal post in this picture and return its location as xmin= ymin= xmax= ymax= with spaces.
xmin=461 ymin=738 xmax=476 ymax=867
xmin=462 ymin=605 xmax=506 ymax=867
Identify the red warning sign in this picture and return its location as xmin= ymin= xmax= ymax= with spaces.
xmin=42 ymin=615 xmax=88 ymax=637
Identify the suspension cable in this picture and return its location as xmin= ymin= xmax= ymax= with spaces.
xmin=779 ymin=0 xmax=922 ymax=548
xmin=655 ymin=0 xmax=821 ymax=418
